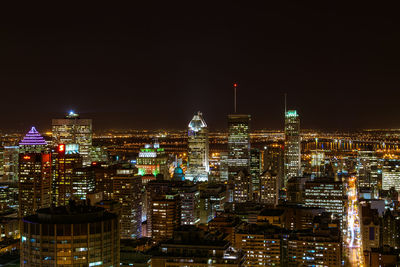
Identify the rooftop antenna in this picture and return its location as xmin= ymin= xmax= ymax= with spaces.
xmin=234 ymin=83 xmax=237 ymax=113
xmin=284 ymin=93 xmax=287 ymax=114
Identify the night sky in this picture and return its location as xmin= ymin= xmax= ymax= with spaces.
xmin=1 ymin=3 xmax=399 ymax=131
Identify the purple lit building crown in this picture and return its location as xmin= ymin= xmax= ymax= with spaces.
xmin=19 ymin=126 xmax=47 ymax=146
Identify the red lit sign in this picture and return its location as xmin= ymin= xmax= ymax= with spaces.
xmin=58 ymin=144 xmax=65 ymax=152
xmin=23 ymin=155 xmax=31 ymax=160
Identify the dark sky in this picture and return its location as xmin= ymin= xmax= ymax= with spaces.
xmin=1 ymin=2 xmax=399 ymax=131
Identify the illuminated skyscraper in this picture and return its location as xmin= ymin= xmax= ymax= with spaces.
xmin=21 ymin=205 xmax=119 ymax=266
xmin=382 ymin=159 xmax=400 ymax=191
xmin=284 ymin=110 xmax=301 ymax=186
xmin=52 ymin=111 xmax=93 ymax=166
xmin=259 ymin=170 xmax=279 ymax=206
xmin=18 ymin=127 xmax=52 ymax=217
xmin=111 ymin=169 xmax=142 ymax=239
xmin=186 ymin=111 xmax=209 ymax=182
xmin=304 ymin=177 xmax=344 ymax=229
xmin=264 ymin=143 xmax=284 ymax=188
xmin=53 ymin=144 xmax=83 ymax=206
xmin=233 ymin=169 xmax=252 ymax=203
xmin=357 ymin=151 xmax=381 ymax=195
xmin=149 ymin=193 xmax=181 ymax=241
xmin=250 ymin=148 xmax=262 ymax=192
xmin=311 ymin=149 xmax=325 ymax=178
xmin=136 ymin=141 xmax=169 ymax=178
xmin=227 ymin=114 xmax=251 ymax=181
xmin=2 ymin=146 xmax=19 ymax=183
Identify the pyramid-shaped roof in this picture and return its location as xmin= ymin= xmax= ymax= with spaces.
xmin=188 ymin=111 xmax=207 ymax=132
xmin=19 ymin=127 xmax=47 ymax=146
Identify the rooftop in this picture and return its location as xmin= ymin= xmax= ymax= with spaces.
xmin=19 ymin=127 xmax=47 ymax=146
xmin=23 ymin=204 xmax=117 ymax=224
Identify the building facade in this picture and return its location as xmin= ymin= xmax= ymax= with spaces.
xmin=284 ymin=110 xmax=301 ymax=186
xmin=227 ymin=114 xmax=251 ymax=181
xmin=52 ymin=111 xmax=93 ymax=166
xmin=21 ymin=205 xmax=119 ymax=266
xmin=111 ymin=170 xmax=142 ymax=239
xmin=186 ymin=111 xmax=209 ymax=182
xmin=18 ymin=127 xmax=51 ymax=218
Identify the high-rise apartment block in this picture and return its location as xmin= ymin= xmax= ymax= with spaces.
xmin=111 ymin=170 xmax=142 ymax=239
xmin=259 ymin=170 xmax=279 ymax=206
xmin=149 ymin=193 xmax=181 ymax=241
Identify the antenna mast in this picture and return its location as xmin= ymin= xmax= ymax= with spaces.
xmin=284 ymin=93 xmax=287 ymax=113
xmin=234 ymin=83 xmax=237 ymax=113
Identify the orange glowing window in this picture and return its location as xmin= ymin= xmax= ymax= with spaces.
xmin=23 ymin=155 xmax=31 ymax=160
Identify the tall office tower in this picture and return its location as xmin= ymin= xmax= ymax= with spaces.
xmin=233 ymin=169 xmax=252 ymax=203
xmin=21 ymin=205 xmax=119 ymax=266
xmin=358 ymin=151 xmax=381 ymax=194
xmin=0 ymin=182 xmax=18 ymax=210
xmin=250 ymin=148 xmax=262 ymax=192
xmin=286 ymin=176 xmax=309 ymax=204
xmin=136 ymin=141 xmax=169 ymax=178
xmin=72 ymin=166 xmax=95 ymax=200
xmin=311 ymin=149 xmax=325 ymax=178
xmin=264 ymin=143 xmax=284 ymax=187
xmin=177 ymin=183 xmax=200 ymax=225
xmin=186 ymin=112 xmax=209 ymax=182
xmin=111 ymin=169 xmax=142 ymax=239
xmin=52 ymin=111 xmax=93 ymax=166
xmin=382 ymin=159 xmax=400 ymax=191
xmin=219 ymin=152 xmax=229 ymax=182
xmin=259 ymin=170 xmax=279 ymax=206
xmin=2 ymin=146 xmax=19 ymax=183
xmin=53 ymin=144 xmax=83 ymax=206
xmin=227 ymin=114 xmax=251 ymax=181
xmin=304 ymin=177 xmax=344 ymax=229
xmin=149 ymin=193 xmax=181 ymax=241
xmin=19 ymin=127 xmax=48 ymax=153
xmin=145 ymin=179 xmax=172 ymax=224
xmin=94 ymin=165 xmax=116 ymax=199
xmin=18 ymin=127 xmax=52 ymax=218
xmin=284 ymin=110 xmax=301 ymax=187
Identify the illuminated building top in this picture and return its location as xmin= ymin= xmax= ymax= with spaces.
xmin=66 ymin=110 xmax=79 ymax=119
xmin=19 ymin=127 xmax=47 ymax=146
xmin=136 ymin=141 xmax=168 ymax=177
xmin=188 ymin=112 xmax=207 ymax=132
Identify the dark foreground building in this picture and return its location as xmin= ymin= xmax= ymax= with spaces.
xmin=21 ymin=204 xmax=119 ymax=266
xmin=150 ymin=226 xmax=244 ymax=267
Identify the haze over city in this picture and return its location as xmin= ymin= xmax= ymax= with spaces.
xmin=1 ymin=2 xmax=400 ymax=130
xmin=1 ymin=2 xmax=400 ymax=267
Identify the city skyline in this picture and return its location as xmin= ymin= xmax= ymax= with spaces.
xmin=2 ymin=3 xmax=400 ymax=131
